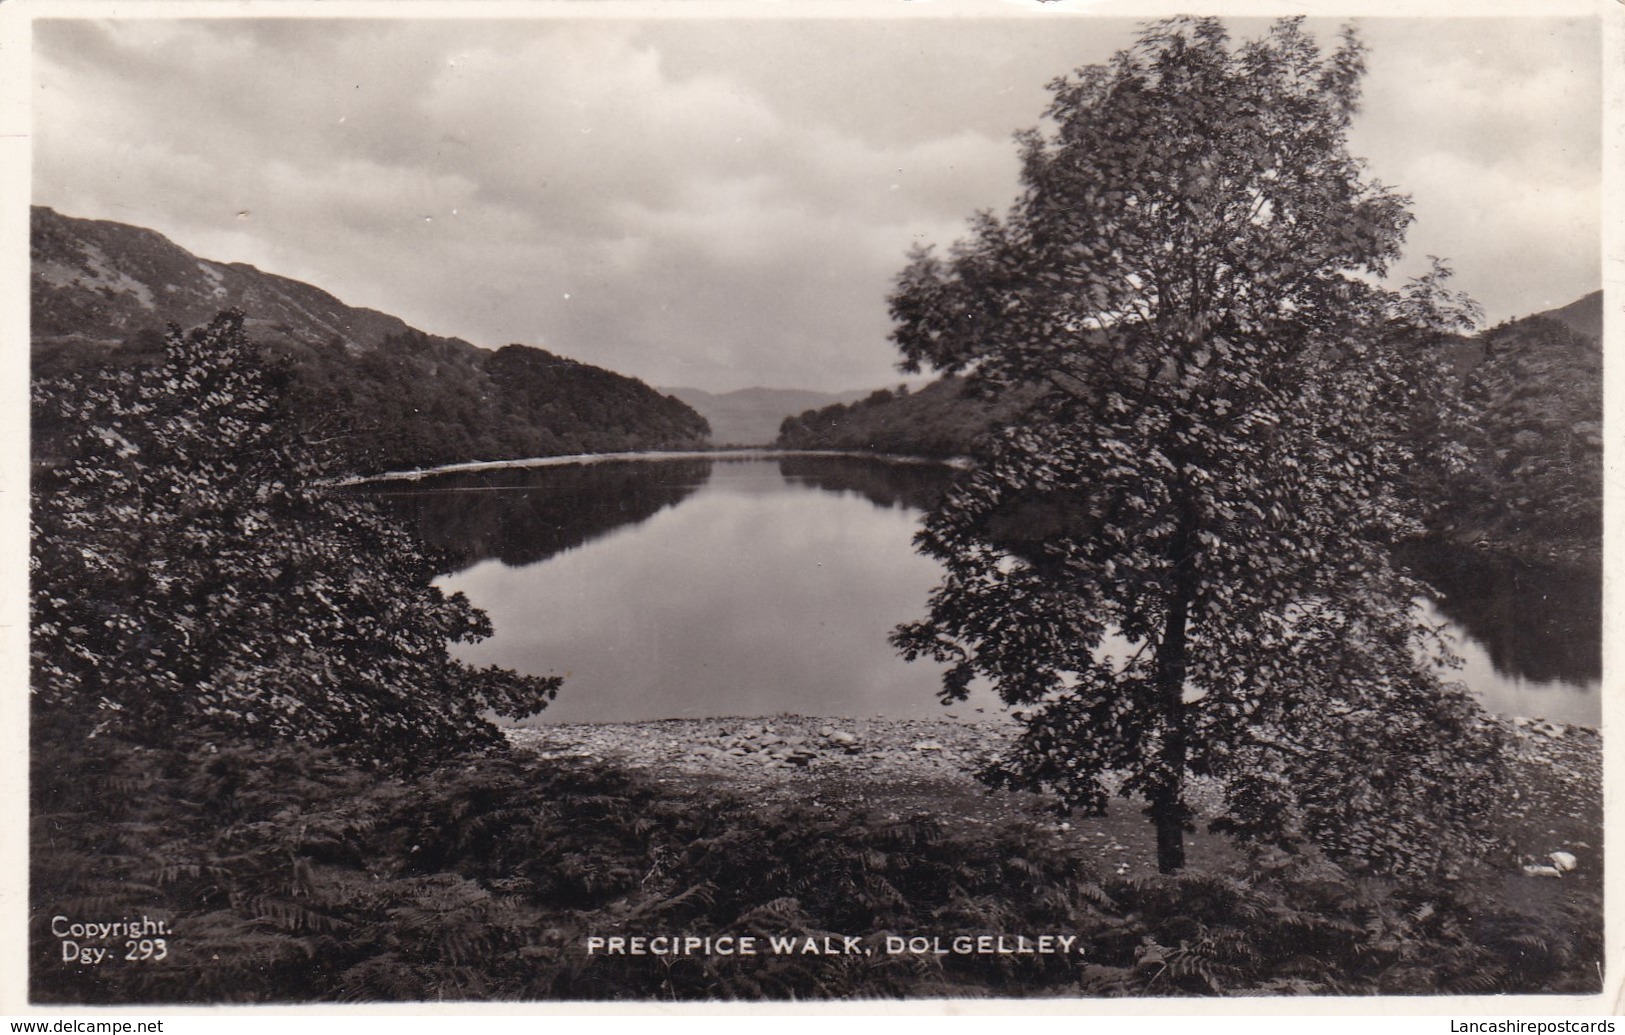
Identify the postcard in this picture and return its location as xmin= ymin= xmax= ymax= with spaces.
xmin=2 ymin=0 xmax=1616 ymax=1018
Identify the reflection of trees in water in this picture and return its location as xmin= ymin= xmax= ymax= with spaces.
xmin=355 ymin=459 xmax=1596 ymax=693
xmin=1398 ymin=541 xmax=1600 ymax=686
xmin=356 ymin=459 xmax=713 ymax=572
xmin=776 ymin=454 xmax=955 ymax=512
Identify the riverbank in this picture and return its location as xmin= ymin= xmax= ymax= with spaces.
xmin=509 ymin=712 xmax=1601 ymax=882
xmin=334 ymin=447 xmax=969 ymax=486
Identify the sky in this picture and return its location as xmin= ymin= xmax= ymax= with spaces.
xmin=30 ymin=9 xmax=1604 ymax=394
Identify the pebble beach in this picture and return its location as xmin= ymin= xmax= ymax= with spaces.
xmin=509 ymin=712 xmax=1597 ymax=785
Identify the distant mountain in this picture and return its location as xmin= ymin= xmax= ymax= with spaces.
xmin=31 ymin=206 xmax=709 ymax=474
xmin=662 ymin=385 xmax=872 ymax=446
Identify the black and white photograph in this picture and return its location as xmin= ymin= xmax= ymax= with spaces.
xmin=5 ymin=0 xmax=1614 ymax=1011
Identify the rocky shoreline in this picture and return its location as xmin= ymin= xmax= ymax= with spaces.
xmin=507 ymin=713 xmax=1600 ymax=882
xmin=507 ymin=711 xmax=1598 ymax=794
xmin=507 ymin=714 xmax=1018 ymax=786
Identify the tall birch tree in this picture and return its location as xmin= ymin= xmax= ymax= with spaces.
xmin=890 ymin=18 xmax=1506 ymax=876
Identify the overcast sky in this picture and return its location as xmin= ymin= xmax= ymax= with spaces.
xmin=32 ymin=11 xmax=1602 ymax=393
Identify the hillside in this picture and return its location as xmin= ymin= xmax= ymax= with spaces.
xmin=663 ymin=385 xmax=870 ymax=446
xmin=1428 ymin=303 xmax=1603 ymax=569
xmin=776 ymin=377 xmax=1036 ymax=458
xmin=777 ymin=297 xmax=1602 ymax=570
xmin=32 ymin=206 xmax=454 ymax=358
xmin=1537 ymin=290 xmax=1603 ymax=343
xmin=30 ymin=206 xmax=709 ymax=474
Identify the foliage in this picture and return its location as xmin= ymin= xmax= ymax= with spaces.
xmin=30 ymin=310 xmax=559 ymax=767
xmin=257 ymin=332 xmax=709 ymax=476
xmin=31 ymin=737 xmax=1598 ymax=1003
xmin=886 ymin=18 xmax=1507 ymax=875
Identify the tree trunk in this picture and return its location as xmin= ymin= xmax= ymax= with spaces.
xmin=1152 ymin=795 xmax=1187 ymax=874
xmin=1150 ymin=491 xmax=1198 ymax=874
xmin=1150 ymin=589 xmax=1191 ymax=873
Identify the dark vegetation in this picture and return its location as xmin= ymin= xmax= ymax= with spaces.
xmin=31 ymin=733 xmax=1601 ymax=1002
xmin=31 ymin=313 xmax=558 ymax=768
xmin=31 ymin=205 xmax=709 ymax=475
xmin=777 ymin=377 xmax=1035 ymax=459
xmin=1425 ymin=307 xmax=1603 ymax=570
xmin=282 ymin=334 xmax=707 ymax=475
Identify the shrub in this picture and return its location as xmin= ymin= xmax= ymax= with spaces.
xmin=31 ymin=310 xmax=558 ymax=767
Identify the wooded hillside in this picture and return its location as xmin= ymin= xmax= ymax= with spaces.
xmin=778 ymin=295 xmax=1604 ymax=569
xmin=31 ymin=206 xmax=709 ymax=474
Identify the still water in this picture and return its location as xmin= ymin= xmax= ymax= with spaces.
xmin=367 ymin=455 xmax=1601 ymax=727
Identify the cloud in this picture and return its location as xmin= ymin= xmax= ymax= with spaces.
xmin=32 ymin=15 xmax=1602 ymax=391
xmin=1349 ymin=17 xmax=1601 ymax=317
xmin=34 ymin=17 xmax=1039 ymax=390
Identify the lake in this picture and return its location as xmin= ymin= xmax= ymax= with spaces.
xmin=365 ymin=454 xmax=1601 ymax=728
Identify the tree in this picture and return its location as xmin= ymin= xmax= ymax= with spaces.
xmin=31 ymin=310 xmax=559 ymax=768
xmin=888 ymin=18 xmax=1507 ymax=876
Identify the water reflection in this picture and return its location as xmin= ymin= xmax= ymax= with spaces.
xmin=777 ymin=454 xmax=954 ymax=512
xmin=360 ymin=459 xmax=714 ymax=571
xmin=1399 ymin=542 xmax=1600 ymax=727
xmin=358 ymin=457 xmax=1599 ymax=727
xmin=1398 ymin=542 xmax=1601 ymax=686
xmin=424 ymin=459 xmax=1000 ymax=724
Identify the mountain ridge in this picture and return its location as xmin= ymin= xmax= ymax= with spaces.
xmin=30 ymin=206 xmax=710 ymax=474
xmin=32 ymin=206 xmax=480 ymax=359
xmin=1532 ymin=290 xmax=1602 ymax=343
